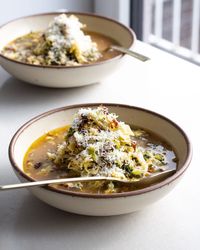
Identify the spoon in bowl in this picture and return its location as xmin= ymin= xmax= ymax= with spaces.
xmin=109 ymin=45 xmax=150 ymax=62
xmin=0 ymin=169 xmax=176 ymax=191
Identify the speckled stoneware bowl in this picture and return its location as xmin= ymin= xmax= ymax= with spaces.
xmin=9 ymin=103 xmax=192 ymax=216
xmin=0 ymin=12 xmax=135 ymax=88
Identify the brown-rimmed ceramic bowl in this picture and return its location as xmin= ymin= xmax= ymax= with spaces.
xmin=0 ymin=12 xmax=135 ymax=88
xmin=9 ymin=103 xmax=192 ymax=216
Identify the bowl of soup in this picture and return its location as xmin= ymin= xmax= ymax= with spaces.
xmin=9 ymin=103 xmax=192 ymax=216
xmin=0 ymin=12 xmax=135 ymax=88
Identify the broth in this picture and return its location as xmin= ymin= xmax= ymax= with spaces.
xmin=2 ymin=31 xmax=121 ymax=65
xmin=23 ymin=126 xmax=177 ymax=194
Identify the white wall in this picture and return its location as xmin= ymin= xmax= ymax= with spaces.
xmin=0 ymin=0 xmax=93 ymax=25
xmin=94 ymin=0 xmax=130 ymax=26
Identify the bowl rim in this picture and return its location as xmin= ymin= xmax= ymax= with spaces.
xmin=9 ymin=103 xmax=192 ymax=198
xmin=0 ymin=11 xmax=135 ymax=69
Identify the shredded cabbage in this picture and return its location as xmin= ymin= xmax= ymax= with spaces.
xmin=48 ymin=106 xmax=167 ymax=185
xmin=34 ymin=14 xmax=101 ymax=65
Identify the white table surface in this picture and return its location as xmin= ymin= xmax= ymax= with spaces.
xmin=0 ymin=41 xmax=200 ymax=250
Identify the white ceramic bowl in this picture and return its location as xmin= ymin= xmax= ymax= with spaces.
xmin=0 ymin=12 xmax=135 ymax=88
xmin=9 ymin=103 xmax=192 ymax=216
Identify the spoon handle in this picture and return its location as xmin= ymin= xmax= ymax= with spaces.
xmin=111 ymin=45 xmax=150 ymax=62
xmin=0 ymin=169 xmax=176 ymax=191
xmin=0 ymin=176 xmax=112 ymax=191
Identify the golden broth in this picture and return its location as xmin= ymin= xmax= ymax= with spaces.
xmin=23 ymin=126 xmax=177 ymax=194
xmin=2 ymin=31 xmax=121 ymax=65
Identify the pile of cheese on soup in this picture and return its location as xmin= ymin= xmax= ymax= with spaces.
xmin=2 ymin=14 xmax=102 ymax=66
xmin=23 ymin=106 xmax=177 ymax=194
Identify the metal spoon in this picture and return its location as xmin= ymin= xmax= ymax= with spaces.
xmin=0 ymin=169 xmax=175 ymax=191
xmin=110 ymin=45 xmax=150 ymax=62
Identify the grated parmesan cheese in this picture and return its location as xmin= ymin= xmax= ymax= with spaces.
xmin=44 ymin=14 xmax=101 ymax=64
xmin=48 ymin=106 xmax=168 ymax=183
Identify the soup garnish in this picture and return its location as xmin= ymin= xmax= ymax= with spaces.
xmin=23 ymin=106 xmax=177 ymax=194
xmin=1 ymin=14 xmax=121 ymax=66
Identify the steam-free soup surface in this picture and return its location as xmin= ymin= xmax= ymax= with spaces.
xmin=2 ymin=14 xmax=123 ymax=66
xmin=23 ymin=126 xmax=177 ymax=194
xmin=2 ymin=31 xmax=121 ymax=65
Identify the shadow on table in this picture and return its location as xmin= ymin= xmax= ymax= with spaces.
xmin=0 ymin=77 xmax=100 ymax=108
xmin=14 ymin=194 xmax=143 ymax=249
